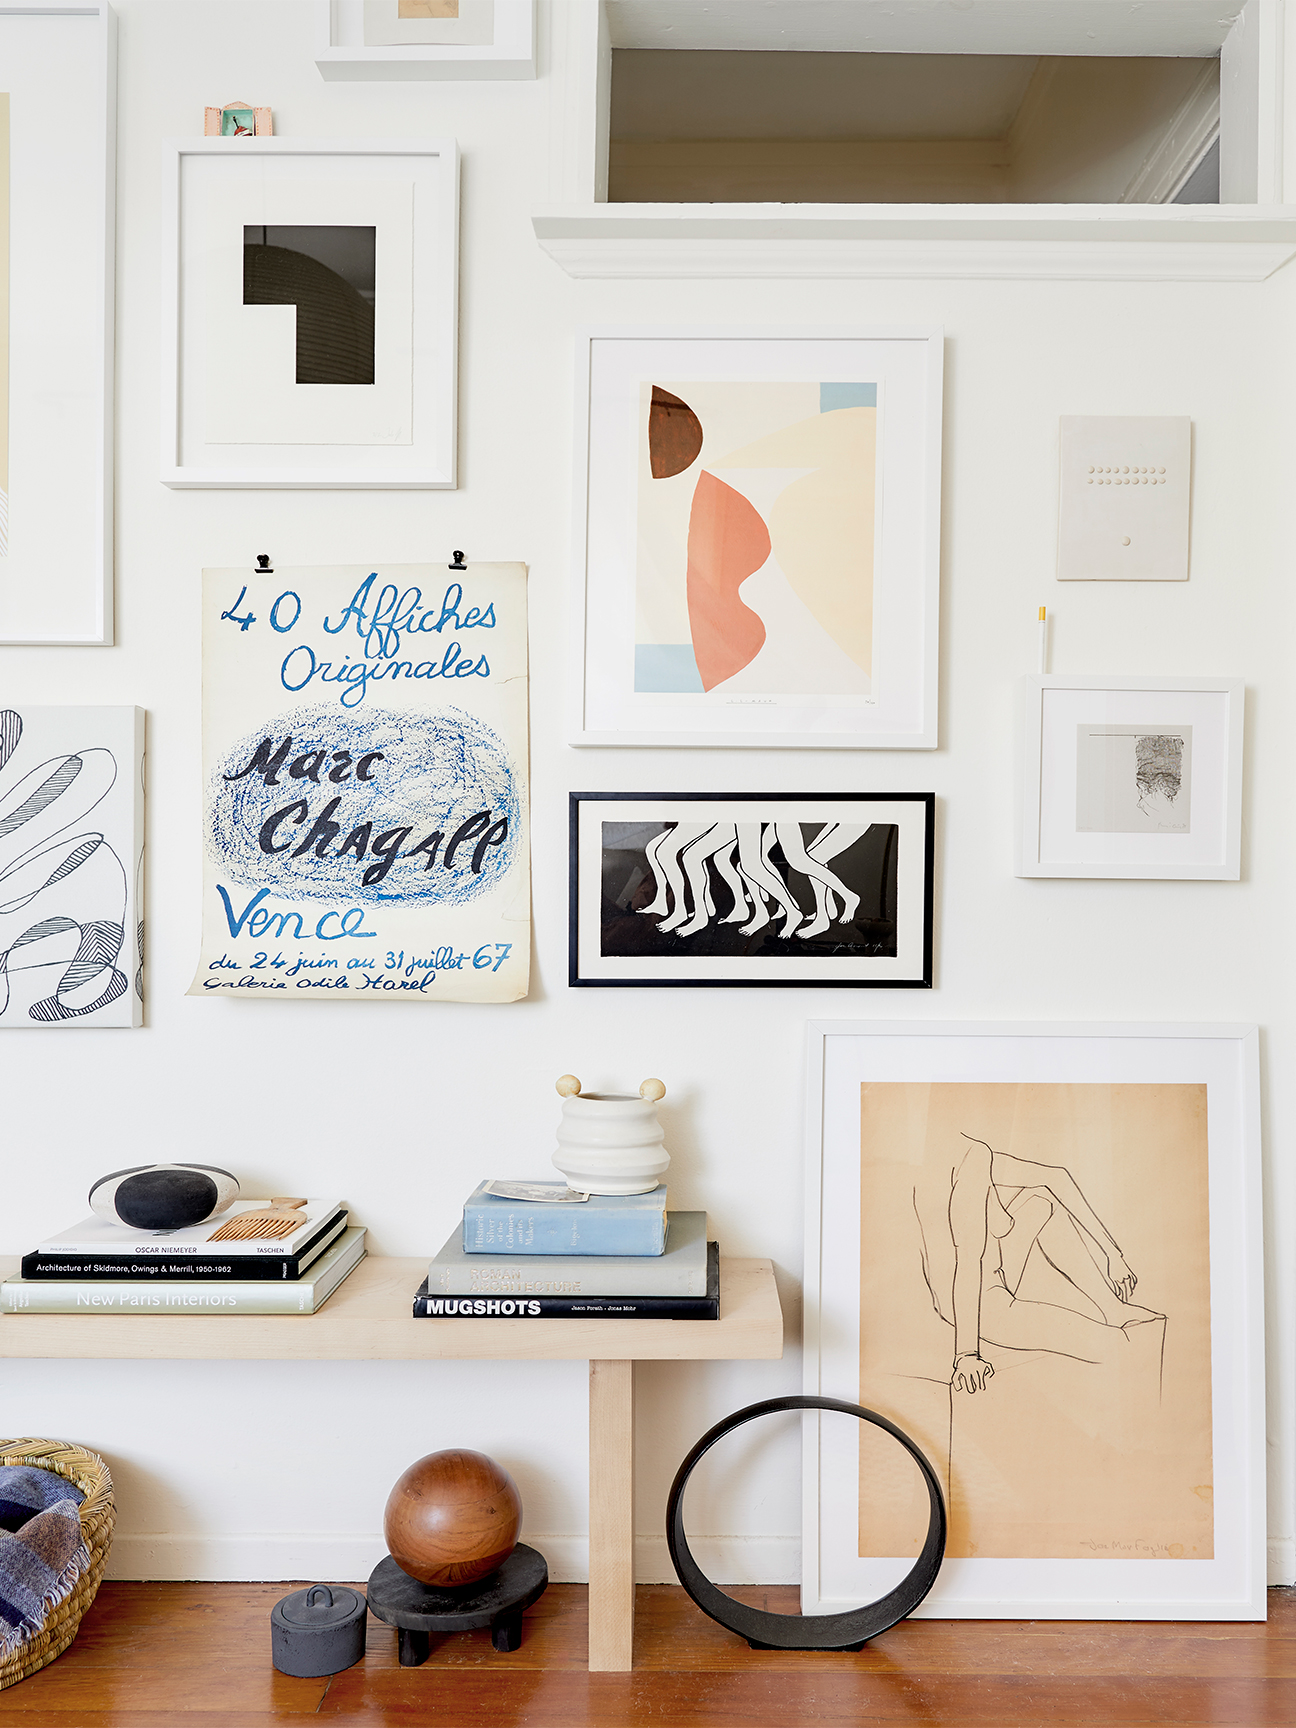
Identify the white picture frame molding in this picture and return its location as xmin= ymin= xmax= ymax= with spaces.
xmin=315 ymin=0 xmax=536 ymax=81
xmin=160 ymin=138 xmax=459 ymax=489
xmin=0 ymin=1 xmax=115 ymax=644
xmin=803 ymin=1019 xmax=1266 ymax=1621
xmin=570 ymin=325 xmax=943 ymax=750
xmin=1016 ymin=674 xmax=1244 ymax=880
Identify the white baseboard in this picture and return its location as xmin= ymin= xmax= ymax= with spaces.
xmin=104 ymin=1532 xmax=800 ymax=1585
xmin=1269 ymin=1538 xmax=1295 ymax=1587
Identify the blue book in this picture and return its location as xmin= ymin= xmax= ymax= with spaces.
xmin=462 ymin=1182 xmax=669 ymax=1257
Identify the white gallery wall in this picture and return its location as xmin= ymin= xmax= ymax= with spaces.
xmin=3 ymin=0 xmax=1295 ymax=1588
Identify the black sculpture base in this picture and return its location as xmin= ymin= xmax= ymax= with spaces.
xmin=366 ymin=1545 xmax=548 ymax=1665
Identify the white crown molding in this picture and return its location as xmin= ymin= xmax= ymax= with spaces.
xmin=1122 ymin=60 xmax=1221 ymax=204
xmin=532 ymin=202 xmax=1296 ymax=281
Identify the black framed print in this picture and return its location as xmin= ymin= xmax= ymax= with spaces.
xmin=569 ymin=793 xmax=934 ymax=989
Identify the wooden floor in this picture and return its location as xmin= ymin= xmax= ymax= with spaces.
xmin=0 ymin=1582 xmax=1291 ymax=1726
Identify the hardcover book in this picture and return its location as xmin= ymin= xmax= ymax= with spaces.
xmin=21 ymin=1215 xmax=348 ymax=1282
xmin=462 ymin=1181 xmax=668 ymax=1256
xmin=35 ymin=1200 xmax=345 ymax=1259
xmin=3 ymin=1229 xmax=367 ymax=1316
xmin=431 ymin=1210 xmax=707 ymax=1297
xmin=414 ymin=1243 xmax=720 ymax=1320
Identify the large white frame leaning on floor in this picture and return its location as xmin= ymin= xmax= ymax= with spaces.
xmin=571 ymin=327 xmax=943 ymax=749
xmin=1016 ymin=675 xmax=1244 ymax=880
xmin=160 ymin=138 xmax=459 ymax=488
xmin=315 ymin=0 xmax=536 ymax=80
xmin=803 ymin=1020 xmax=1265 ymax=1621
xmin=0 ymin=2 xmax=115 ymax=644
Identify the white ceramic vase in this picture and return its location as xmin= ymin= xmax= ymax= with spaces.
xmin=552 ymin=1084 xmax=670 ymax=1196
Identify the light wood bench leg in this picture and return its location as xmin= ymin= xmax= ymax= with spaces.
xmin=588 ymin=1358 xmax=635 ymax=1671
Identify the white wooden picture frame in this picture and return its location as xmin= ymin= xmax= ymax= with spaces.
xmin=804 ymin=1020 xmax=1265 ymax=1621
xmin=1016 ymin=675 xmax=1244 ymax=880
xmin=160 ymin=138 xmax=459 ymax=489
xmin=0 ymin=2 xmax=115 ymax=643
xmin=571 ymin=327 xmax=943 ymax=749
xmin=315 ymin=0 xmax=535 ymax=81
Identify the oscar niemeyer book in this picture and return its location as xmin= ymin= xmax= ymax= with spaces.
xmin=2 ymin=1229 xmax=366 ymax=1316
xmin=20 ymin=1215 xmax=348 ymax=1282
xmin=414 ymin=1243 xmax=720 ymax=1320
xmin=462 ymin=1182 xmax=668 ymax=1256
xmin=430 ymin=1211 xmax=708 ymax=1297
xmin=33 ymin=1201 xmax=345 ymax=1260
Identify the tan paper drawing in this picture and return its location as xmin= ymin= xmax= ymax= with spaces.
xmin=401 ymin=0 xmax=459 ymax=14
xmin=364 ymin=0 xmax=493 ymax=46
xmin=858 ymin=1082 xmax=1213 ymax=1561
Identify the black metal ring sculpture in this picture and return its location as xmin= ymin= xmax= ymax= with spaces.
xmin=666 ymin=1394 xmax=946 ymax=1651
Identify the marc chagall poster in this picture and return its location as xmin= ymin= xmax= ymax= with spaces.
xmin=190 ymin=564 xmax=529 ymax=1003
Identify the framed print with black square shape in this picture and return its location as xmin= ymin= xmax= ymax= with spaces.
xmin=161 ymin=138 xmax=458 ymax=488
xmin=0 ymin=3 xmax=115 ymax=643
xmin=805 ymin=1021 xmax=1264 ymax=1620
xmin=1017 ymin=675 xmax=1243 ymax=880
xmin=572 ymin=327 xmax=942 ymax=749
xmin=570 ymin=792 xmax=933 ymax=988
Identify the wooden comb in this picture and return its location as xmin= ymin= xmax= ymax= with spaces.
xmin=208 ymin=1198 xmax=308 ymax=1241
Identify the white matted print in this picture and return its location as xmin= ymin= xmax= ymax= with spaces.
xmin=191 ymin=565 xmax=529 ymax=1004
xmin=162 ymin=139 xmax=458 ymax=487
xmin=1017 ymin=676 xmax=1242 ymax=879
xmin=573 ymin=329 xmax=942 ymax=749
xmin=316 ymin=0 xmax=534 ymax=80
xmin=804 ymin=1022 xmax=1264 ymax=1620
xmin=0 ymin=706 xmax=144 ymax=1028
xmin=570 ymin=793 xmax=932 ymax=987
xmin=364 ymin=0 xmax=495 ymax=46
xmin=0 ymin=5 xmax=114 ymax=643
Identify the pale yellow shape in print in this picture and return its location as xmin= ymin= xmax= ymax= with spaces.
xmin=856 ymin=1081 xmax=1213 ymax=1563
xmin=713 ymin=406 xmax=875 ymax=676
xmin=635 ymin=382 xmax=818 ymax=647
xmin=400 ymin=0 xmax=458 ymax=16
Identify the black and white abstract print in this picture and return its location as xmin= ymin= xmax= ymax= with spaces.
xmin=0 ymin=707 xmax=136 ymax=1024
xmin=600 ymin=819 xmax=898 ymax=960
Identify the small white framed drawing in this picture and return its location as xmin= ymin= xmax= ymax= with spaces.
xmin=572 ymin=326 xmax=943 ymax=750
xmin=1057 ymin=416 xmax=1191 ymax=582
xmin=804 ymin=1020 xmax=1265 ymax=1621
xmin=1016 ymin=675 xmax=1243 ymax=880
xmin=315 ymin=0 xmax=535 ymax=80
xmin=160 ymin=138 xmax=459 ymax=488
xmin=0 ymin=3 xmax=115 ymax=643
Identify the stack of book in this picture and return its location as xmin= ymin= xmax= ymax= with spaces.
xmin=413 ymin=1181 xmax=718 ymax=1320
xmin=2 ymin=1200 xmax=365 ymax=1315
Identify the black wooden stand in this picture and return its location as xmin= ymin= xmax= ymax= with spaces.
xmin=366 ymin=1545 xmax=548 ymax=1665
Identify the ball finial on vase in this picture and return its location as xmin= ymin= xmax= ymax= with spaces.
xmin=555 ymin=1075 xmax=582 ymax=1098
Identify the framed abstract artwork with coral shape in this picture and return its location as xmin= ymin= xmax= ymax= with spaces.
xmin=572 ymin=328 xmax=942 ymax=748
xmin=0 ymin=706 xmax=144 ymax=1028
xmin=570 ymin=791 xmax=933 ymax=987
xmin=804 ymin=1022 xmax=1264 ymax=1619
xmin=1016 ymin=675 xmax=1243 ymax=880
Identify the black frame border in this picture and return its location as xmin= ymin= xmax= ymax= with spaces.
xmin=568 ymin=791 xmax=935 ymax=989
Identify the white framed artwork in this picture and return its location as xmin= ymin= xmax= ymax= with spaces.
xmin=571 ymin=327 xmax=943 ymax=749
xmin=0 ymin=705 xmax=144 ymax=1028
xmin=161 ymin=139 xmax=459 ymax=488
xmin=0 ymin=3 xmax=115 ymax=643
xmin=315 ymin=0 xmax=536 ymax=80
xmin=1016 ymin=675 xmax=1243 ymax=880
xmin=804 ymin=1021 xmax=1265 ymax=1621
xmin=1057 ymin=416 xmax=1191 ymax=582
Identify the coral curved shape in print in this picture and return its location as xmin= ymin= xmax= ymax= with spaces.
xmin=685 ymin=471 xmax=770 ymax=692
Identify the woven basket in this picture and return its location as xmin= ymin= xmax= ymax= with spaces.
xmin=0 ymin=1438 xmax=115 ymax=1693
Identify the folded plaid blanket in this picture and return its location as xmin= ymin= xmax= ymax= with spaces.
xmin=0 ymin=1466 xmax=88 ymax=1657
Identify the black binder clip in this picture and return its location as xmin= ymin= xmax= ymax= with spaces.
xmin=448 ymin=550 xmax=467 ymax=571
xmin=255 ymin=553 xmax=274 ymax=573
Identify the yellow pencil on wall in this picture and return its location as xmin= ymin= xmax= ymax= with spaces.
xmin=1038 ymin=606 xmax=1048 ymax=675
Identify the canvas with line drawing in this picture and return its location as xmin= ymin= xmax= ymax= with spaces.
xmin=856 ymin=1081 xmax=1213 ymax=1562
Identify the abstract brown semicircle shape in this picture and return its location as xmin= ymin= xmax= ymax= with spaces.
xmin=648 ymin=387 xmax=704 ymax=479
xmin=686 ymin=471 xmax=771 ymax=692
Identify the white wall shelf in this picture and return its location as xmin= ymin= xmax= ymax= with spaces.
xmin=531 ymin=202 xmax=1296 ymax=281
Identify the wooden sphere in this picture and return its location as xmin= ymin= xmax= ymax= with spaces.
xmin=556 ymin=1074 xmax=582 ymax=1098
xmin=383 ymin=1450 xmax=522 ymax=1589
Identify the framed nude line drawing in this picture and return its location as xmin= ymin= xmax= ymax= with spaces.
xmin=804 ymin=1022 xmax=1264 ymax=1620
